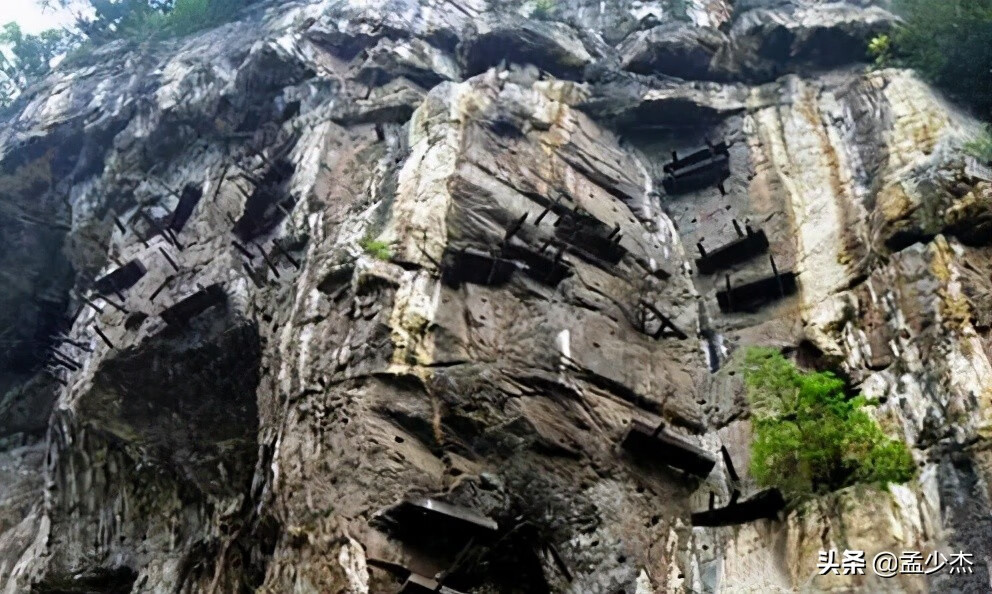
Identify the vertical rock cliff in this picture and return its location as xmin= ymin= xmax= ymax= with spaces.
xmin=0 ymin=0 xmax=990 ymax=592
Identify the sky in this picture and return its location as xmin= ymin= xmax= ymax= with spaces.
xmin=2 ymin=0 xmax=86 ymax=34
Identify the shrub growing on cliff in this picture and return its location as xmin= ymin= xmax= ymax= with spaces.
xmin=360 ymin=235 xmax=392 ymax=261
xmin=531 ymin=0 xmax=556 ymax=20
xmin=965 ymin=126 xmax=992 ymax=164
xmin=887 ymin=0 xmax=992 ymax=119
xmin=743 ymin=347 xmax=915 ymax=499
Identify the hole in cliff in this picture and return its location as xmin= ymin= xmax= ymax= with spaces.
xmin=441 ymin=248 xmax=517 ymax=288
xmin=169 ymin=184 xmax=204 ymax=232
xmin=13 ymin=295 xmax=71 ymax=374
xmin=317 ymin=265 xmax=355 ymax=295
xmin=89 ymin=307 xmax=262 ymax=498
xmin=461 ymin=31 xmax=586 ymax=79
xmin=35 ymin=567 xmax=138 ymax=594
xmin=233 ymin=159 xmax=297 ymax=242
xmin=885 ymin=229 xmax=935 ymax=253
xmin=394 ymin=435 xmax=405 ymax=443
xmin=124 ymin=312 xmax=148 ymax=331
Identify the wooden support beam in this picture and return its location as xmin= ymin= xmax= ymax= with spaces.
xmin=150 ymin=276 xmax=174 ymax=302
xmin=158 ymin=247 xmax=180 ymax=272
xmin=270 ymin=240 xmax=301 ymax=270
xmin=92 ymin=324 xmax=115 ymax=349
xmin=231 ymin=240 xmax=255 ymax=261
xmin=254 ymin=242 xmax=281 ymax=278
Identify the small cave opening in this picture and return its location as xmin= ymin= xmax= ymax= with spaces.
xmin=232 ymin=160 xmax=297 ymax=242
xmin=371 ymin=497 xmax=556 ymax=594
xmin=461 ymin=30 xmax=586 ymax=80
xmin=168 ymin=184 xmax=204 ymax=232
xmin=33 ymin=566 xmax=138 ymax=594
xmin=8 ymin=294 xmax=71 ymax=376
xmin=160 ymin=284 xmax=227 ymax=327
xmin=441 ymin=248 xmax=518 ymax=289
xmin=88 ymin=298 xmax=261 ymax=498
xmin=317 ymin=265 xmax=355 ymax=295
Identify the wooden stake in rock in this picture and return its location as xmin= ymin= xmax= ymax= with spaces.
xmin=159 ymin=247 xmax=180 ymax=272
xmin=725 ymin=274 xmax=734 ymax=312
xmin=150 ymin=276 xmax=174 ymax=302
xmin=271 ymin=240 xmax=301 ymax=270
xmin=231 ymin=240 xmax=255 ymax=261
xmin=254 ymin=242 xmax=281 ymax=278
xmin=770 ymin=254 xmax=784 ymax=298
xmin=93 ymin=324 xmax=115 ymax=349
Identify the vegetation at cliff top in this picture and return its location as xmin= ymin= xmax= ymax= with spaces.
xmin=743 ymin=347 xmax=915 ymax=500
xmin=1 ymin=0 xmax=259 ymax=108
xmin=78 ymin=0 xmax=257 ymax=43
xmin=877 ymin=0 xmax=992 ymax=120
xmin=0 ymin=22 xmax=78 ymax=107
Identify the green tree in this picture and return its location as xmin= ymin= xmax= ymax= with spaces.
xmin=889 ymin=0 xmax=992 ymax=118
xmin=64 ymin=0 xmax=260 ymax=42
xmin=1 ymin=0 xmax=261 ymax=107
xmin=0 ymin=22 xmax=78 ymax=108
xmin=743 ymin=348 xmax=915 ymax=499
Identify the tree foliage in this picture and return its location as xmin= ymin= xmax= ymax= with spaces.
xmin=0 ymin=22 xmax=78 ymax=107
xmin=743 ymin=347 xmax=915 ymax=500
xmin=2 ymin=0 xmax=259 ymax=108
xmin=79 ymin=0 xmax=256 ymax=42
xmin=888 ymin=0 xmax=992 ymax=119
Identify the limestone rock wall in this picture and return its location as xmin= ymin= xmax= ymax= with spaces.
xmin=0 ymin=0 xmax=989 ymax=592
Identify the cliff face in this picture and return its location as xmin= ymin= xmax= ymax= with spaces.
xmin=0 ymin=1 xmax=990 ymax=592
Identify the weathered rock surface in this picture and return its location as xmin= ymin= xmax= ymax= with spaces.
xmin=0 ymin=0 xmax=990 ymax=592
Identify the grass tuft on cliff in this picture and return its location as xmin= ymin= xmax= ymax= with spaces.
xmin=360 ymin=235 xmax=392 ymax=261
xmin=743 ymin=347 xmax=915 ymax=500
